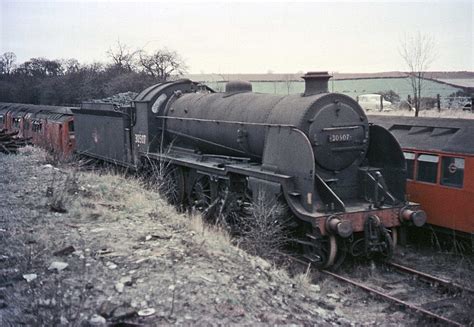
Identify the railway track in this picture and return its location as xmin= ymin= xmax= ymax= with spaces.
xmin=386 ymin=261 xmax=474 ymax=296
xmin=321 ymin=261 xmax=473 ymax=326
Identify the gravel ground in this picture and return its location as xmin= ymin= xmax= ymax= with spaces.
xmin=396 ymin=238 xmax=474 ymax=290
xmin=1 ymin=147 xmax=472 ymax=326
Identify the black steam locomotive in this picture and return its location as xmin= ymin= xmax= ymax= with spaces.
xmin=72 ymin=72 xmax=426 ymax=268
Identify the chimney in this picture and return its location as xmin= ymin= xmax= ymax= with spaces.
xmin=302 ymin=71 xmax=332 ymax=96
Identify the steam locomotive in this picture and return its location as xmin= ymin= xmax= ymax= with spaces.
xmin=71 ymin=72 xmax=426 ymax=267
xmin=0 ymin=72 xmax=426 ymax=268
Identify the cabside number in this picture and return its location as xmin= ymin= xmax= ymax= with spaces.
xmin=135 ymin=134 xmax=147 ymax=145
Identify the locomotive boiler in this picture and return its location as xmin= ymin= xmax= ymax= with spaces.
xmin=73 ymin=72 xmax=426 ymax=268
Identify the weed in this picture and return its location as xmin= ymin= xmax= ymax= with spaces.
xmin=292 ymin=263 xmax=313 ymax=291
xmin=233 ymin=192 xmax=291 ymax=261
xmin=48 ymin=170 xmax=79 ymax=213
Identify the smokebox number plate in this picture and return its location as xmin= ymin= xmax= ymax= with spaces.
xmin=328 ymin=133 xmax=351 ymax=143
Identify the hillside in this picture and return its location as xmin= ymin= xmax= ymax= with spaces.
xmin=0 ymin=148 xmax=342 ymax=325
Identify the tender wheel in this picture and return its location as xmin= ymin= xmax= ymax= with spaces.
xmin=302 ymin=233 xmax=338 ymax=269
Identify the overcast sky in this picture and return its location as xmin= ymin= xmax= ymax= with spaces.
xmin=1 ymin=0 xmax=472 ymax=74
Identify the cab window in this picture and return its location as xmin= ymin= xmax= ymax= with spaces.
xmin=441 ymin=157 xmax=464 ymax=188
xmin=416 ymin=154 xmax=438 ymax=183
xmin=403 ymin=152 xmax=415 ymax=179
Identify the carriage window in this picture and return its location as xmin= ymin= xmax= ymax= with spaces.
xmin=441 ymin=157 xmax=464 ymax=188
xmin=0 ymin=115 xmax=3 ymax=125
xmin=416 ymin=154 xmax=438 ymax=184
xmin=33 ymin=121 xmax=42 ymax=132
xmin=68 ymin=120 xmax=74 ymax=133
xmin=403 ymin=152 xmax=415 ymax=180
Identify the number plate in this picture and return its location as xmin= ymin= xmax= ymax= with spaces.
xmin=328 ymin=133 xmax=351 ymax=143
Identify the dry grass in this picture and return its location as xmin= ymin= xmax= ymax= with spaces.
xmin=188 ymin=213 xmax=232 ymax=250
xmin=15 ymin=147 xmax=319 ymax=297
xmin=67 ymin=170 xmax=162 ymax=223
xmin=292 ymin=264 xmax=313 ymax=291
xmin=72 ymin=169 xmax=317 ymax=291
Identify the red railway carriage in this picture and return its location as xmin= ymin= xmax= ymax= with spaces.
xmin=370 ymin=116 xmax=474 ymax=242
xmin=0 ymin=103 xmax=75 ymax=158
xmin=1 ymin=103 xmax=43 ymax=134
xmin=0 ymin=104 xmax=12 ymax=130
xmin=42 ymin=112 xmax=75 ymax=157
xmin=9 ymin=106 xmax=30 ymax=138
xmin=0 ymin=103 xmax=28 ymax=132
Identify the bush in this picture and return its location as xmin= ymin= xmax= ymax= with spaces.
xmin=449 ymin=90 xmax=470 ymax=97
xmin=420 ymin=97 xmax=436 ymax=109
xmin=378 ymin=90 xmax=400 ymax=103
xmin=233 ymin=193 xmax=291 ymax=260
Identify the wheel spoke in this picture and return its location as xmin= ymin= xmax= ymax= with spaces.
xmin=190 ymin=175 xmax=212 ymax=213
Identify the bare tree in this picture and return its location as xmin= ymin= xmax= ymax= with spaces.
xmin=283 ymin=74 xmax=294 ymax=95
xmin=137 ymin=48 xmax=187 ymax=81
xmin=63 ymin=59 xmax=80 ymax=74
xmin=106 ymin=40 xmax=137 ymax=72
xmin=399 ymin=32 xmax=436 ymax=117
xmin=0 ymin=52 xmax=17 ymax=75
xmin=16 ymin=58 xmax=63 ymax=77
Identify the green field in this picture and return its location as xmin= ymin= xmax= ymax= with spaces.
xmin=205 ymin=77 xmax=462 ymax=101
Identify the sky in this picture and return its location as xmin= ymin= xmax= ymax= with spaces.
xmin=0 ymin=0 xmax=472 ymax=74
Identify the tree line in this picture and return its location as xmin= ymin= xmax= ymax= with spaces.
xmin=0 ymin=42 xmax=187 ymax=105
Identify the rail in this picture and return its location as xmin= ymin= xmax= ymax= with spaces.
xmin=285 ymin=253 xmax=471 ymax=326
xmin=321 ymin=269 xmax=464 ymax=327
xmin=386 ymin=261 xmax=474 ymax=295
